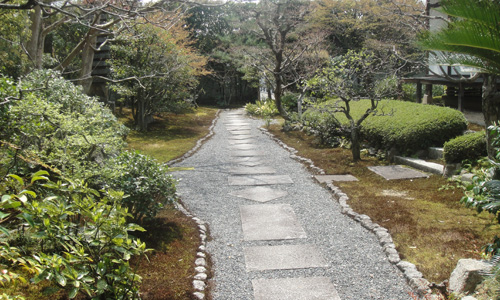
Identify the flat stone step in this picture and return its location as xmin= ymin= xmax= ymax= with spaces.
xmin=229 ymin=186 xmax=288 ymax=202
xmin=394 ymin=156 xmax=444 ymax=175
xmin=240 ymin=204 xmax=306 ymax=241
xmin=428 ymin=147 xmax=444 ymax=160
xmin=231 ymin=150 xmax=266 ymax=157
xmin=228 ymin=175 xmax=294 ymax=186
xmin=230 ymin=166 xmax=276 ymax=175
xmin=252 ymin=277 xmax=341 ymax=300
xmin=368 ymin=165 xmax=429 ymax=180
xmin=244 ymin=244 xmax=328 ymax=271
xmin=229 ymin=144 xmax=257 ymax=150
xmin=314 ymin=175 xmax=358 ymax=183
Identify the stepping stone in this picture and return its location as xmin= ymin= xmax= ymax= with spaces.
xmin=226 ymin=126 xmax=252 ymax=131
xmin=230 ymin=166 xmax=276 ymax=175
xmin=229 ymin=134 xmax=254 ymax=140
xmin=244 ymin=244 xmax=328 ymax=271
xmin=240 ymin=204 xmax=306 ymax=240
xmin=231 ymin=150 xmax=265 ymax=157
xmin=229 ymin=186 xmax=288 ymax=202
xmin=314 ymin=175 xmax=359 ymax=183
xmin=228 ymin=139 xmax=255 ymax=145
xmin=231 ymin=156 xmax=262 ymax=163
xmin=229 ymin=144 xmax=257 ymax=150
xmin=228 ymin=175 xmax=294 ymax=186
xmin=224 ymin=121 xmax=250 ymax=125
xmin=252 ymin=277 xmax=341 ymax=300
xmin=238 ymin=161 xmax=264 ymax=167
xmin=368 ymin=165 xmax=429 ymax=180
xmin=230 ymin=130 xmax=252 ymax=135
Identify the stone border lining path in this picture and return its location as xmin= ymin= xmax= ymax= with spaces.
xmin=259 ymin=127 xmax=433 ymax=296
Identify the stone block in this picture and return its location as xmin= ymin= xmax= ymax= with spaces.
xmin=449 ymin=259 xmax=491 ymax=295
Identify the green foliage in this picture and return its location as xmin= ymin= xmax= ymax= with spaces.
xmin=302 ymin=99 xmax=468 ymax=154
xmin=461 ymin=124 xmax=500 ymax=255
xmin=1 ymin=172 xmax=147 ymax=299
xmin=443 ymin=131 xmax=487 ymax=164
xmin=1 ymin=69 xmax=128 ymax=179
xmin=281 ymin=93 xmax=299 ymax=113
xmin=244 ymin=99 xmax=279 ymax=117
xmin=106 ymin=151 xmax=177 ymax=223
xmin=0 ymin=10 xmax=30 ymax=78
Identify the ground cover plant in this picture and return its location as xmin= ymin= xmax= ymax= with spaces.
xmin=268 ymin=124 xmax=500 ymax=284
xmin=118 ymin=107 xmax=218 ymax=163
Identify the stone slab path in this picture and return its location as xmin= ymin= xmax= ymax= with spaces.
xmin=173 ymin=109 xmax=412 ymax=299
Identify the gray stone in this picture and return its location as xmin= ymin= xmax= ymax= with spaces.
xmin=229 ymin=130 xmax=252 ymax=135
xmin=229 ymin=144 xmax=257 ymax=150
xmin=193 ymin=280 xmax=206 ymax=291
xmin=240 ymin=204 xmax=307 ymax=241
xmin=195 ymin=258 xmax=206 ymax=267
xmin=229 ymin=186 xmax=288 ymax=202
xmin=198 ymin=224 xmax=207 ymax=232
xmin=226 ymin=126 xmax=251 ymax=131
xmin=195 ymin=266 xmax=207 ymax=273
xmin=244 ymin=244 xmax=328 ymax=271
xmin=252 ymin=277 xmax=341 ymax=300
xmin=228 ymin=175 xmax=294 ymax=186
xmin=231 ymin=156 xmax=262 ymax=163
xmin=230 ymin=166 xmax=276 ymax=175
xmin=229 ymin=134 xmax=254 ymax=140
xmin=193 ymin=292 xmax=204 ymax=300
xmin=368 ymin=165 xmax=429 ymax=180
xmin=238 ymin=161 xmax=264 ymax=167
xmin=462 ymin=296 xmax=478 ymax=300
xmin=231 ymin=150 xmax=266 ymax=157
xmin=388 ymin=253 xmax=401 ymax=264
xmin=314 ymin=174 xmax=359 ymax=183
xmin=449 ymin=259 xmax=491 ymax=295
xmin=197 ymin=252 xmax=206 ymax=258
xmin=194 ymin=273 xmax=207 ymax=280
xmin=394 ymin=156 xmax=443 ymax=175
xmin=228 ymin=139 xmax=255 ymax=145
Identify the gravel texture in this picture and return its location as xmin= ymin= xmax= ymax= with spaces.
xmin=172 ymin=109 xmax=413 ymax=300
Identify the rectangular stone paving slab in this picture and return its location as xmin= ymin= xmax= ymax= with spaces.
xmin=228 ymin=134 xmax=254 ymax=140
xmin=368 ymin=165 xmax=429 ymax=180
xmin=230 ymin=130 xmax=252 ymax=135
xmin=231 ymin=150 xmax=265 ymax=157
xmin=229 ymin=186 xmax=288 ymax=202
xmin=244 ymin=244 xmax=328 ymax=271
xmin=230 ymin=166 xmax=276 ymax=175
xmin=228 ymin=139 xmax=255 ymax=145
xmin=226 ymin=126 xmax=252 ymax=131
xmin=314 ymin=175 xmax=359 ymax=183
xmin=237 ymin=161 xmax=264 ymax=167
xmin=228 ymin=175 xmax=294 ymax=186
xmin=252 ymin=277 xmax=341 ymax=300
xmin=240 ymin=204 xmax=306 ymax=241
xmin=229 ymin=144 xmax=257 ymax=150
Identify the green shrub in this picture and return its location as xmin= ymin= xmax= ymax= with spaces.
xmin=443 ymin=131 xmax=487 ymax=164
xmin=281 ymin=93 xmax=299 ymax=113
xmin=1 ymin=69 xmax=128 ymax=179
xmin=244 ymin=99 xmax=278 ymax=117
xmin=302 ymin=99 xmax=467 ymax=154
xmin=1 ymin=172 xmax=147 ymax=299
xmin=106 ymin=151 xmax=177 ymax=223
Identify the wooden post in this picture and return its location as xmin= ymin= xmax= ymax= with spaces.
xmin=416 ymin=82 xmax=423 ymax=103
xmin=458 ymin=82 xmax=464 ymax=112
xmin=424 ymin=84 xmax=433 ymax=104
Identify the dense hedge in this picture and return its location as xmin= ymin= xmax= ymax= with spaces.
xmin=302 ymin=99 xmax=468 ymax=153
xmin=443 ymin=131 xmax=487 ymax=163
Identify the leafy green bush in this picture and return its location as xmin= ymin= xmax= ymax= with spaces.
xmin=303 ymin=99 xmax=467 ymax=154
xmin=281 ymin=93 xmax=299 ymax=113
xmin=1 ymin=172 xmax=147 ymax=299
xmin=443 ymin=131 xmax=487 ymax=164
xmin=106 ymin=151 xmax=177 ymax=223
xmin=244 ymin=99 xmax=278 ymax=117
xmin=1 ymin=69 xmax=128 ymax=179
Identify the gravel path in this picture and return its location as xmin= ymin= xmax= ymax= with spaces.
xmin=172 ymin=109 xmax=412 ymax=300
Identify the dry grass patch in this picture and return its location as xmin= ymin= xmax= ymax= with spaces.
xmin=268 ymin=124 xmax=500 ymax=283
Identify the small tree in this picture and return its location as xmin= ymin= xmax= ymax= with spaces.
xmin=307 ymin=49 xmax=398 ymax=161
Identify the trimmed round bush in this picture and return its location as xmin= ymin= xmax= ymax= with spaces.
xmin=443 ymin=131 xmax=487 ymax=164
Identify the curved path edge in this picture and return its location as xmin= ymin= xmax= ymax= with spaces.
xmin=259 ymin=127 xmax=433 ymax=297
xmin=169 ymin=109 xmax=221 ymax=300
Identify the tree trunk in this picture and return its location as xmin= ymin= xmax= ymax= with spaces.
xmin=351 ymin=125 xmax=361 ymax=162
xmin=27 ymin=4 xmax=44 ymax=68
xmin=482 ymin=74 xmax=500 ymax=159
xmin=79 ymin=34 xmax=97 ymax=94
